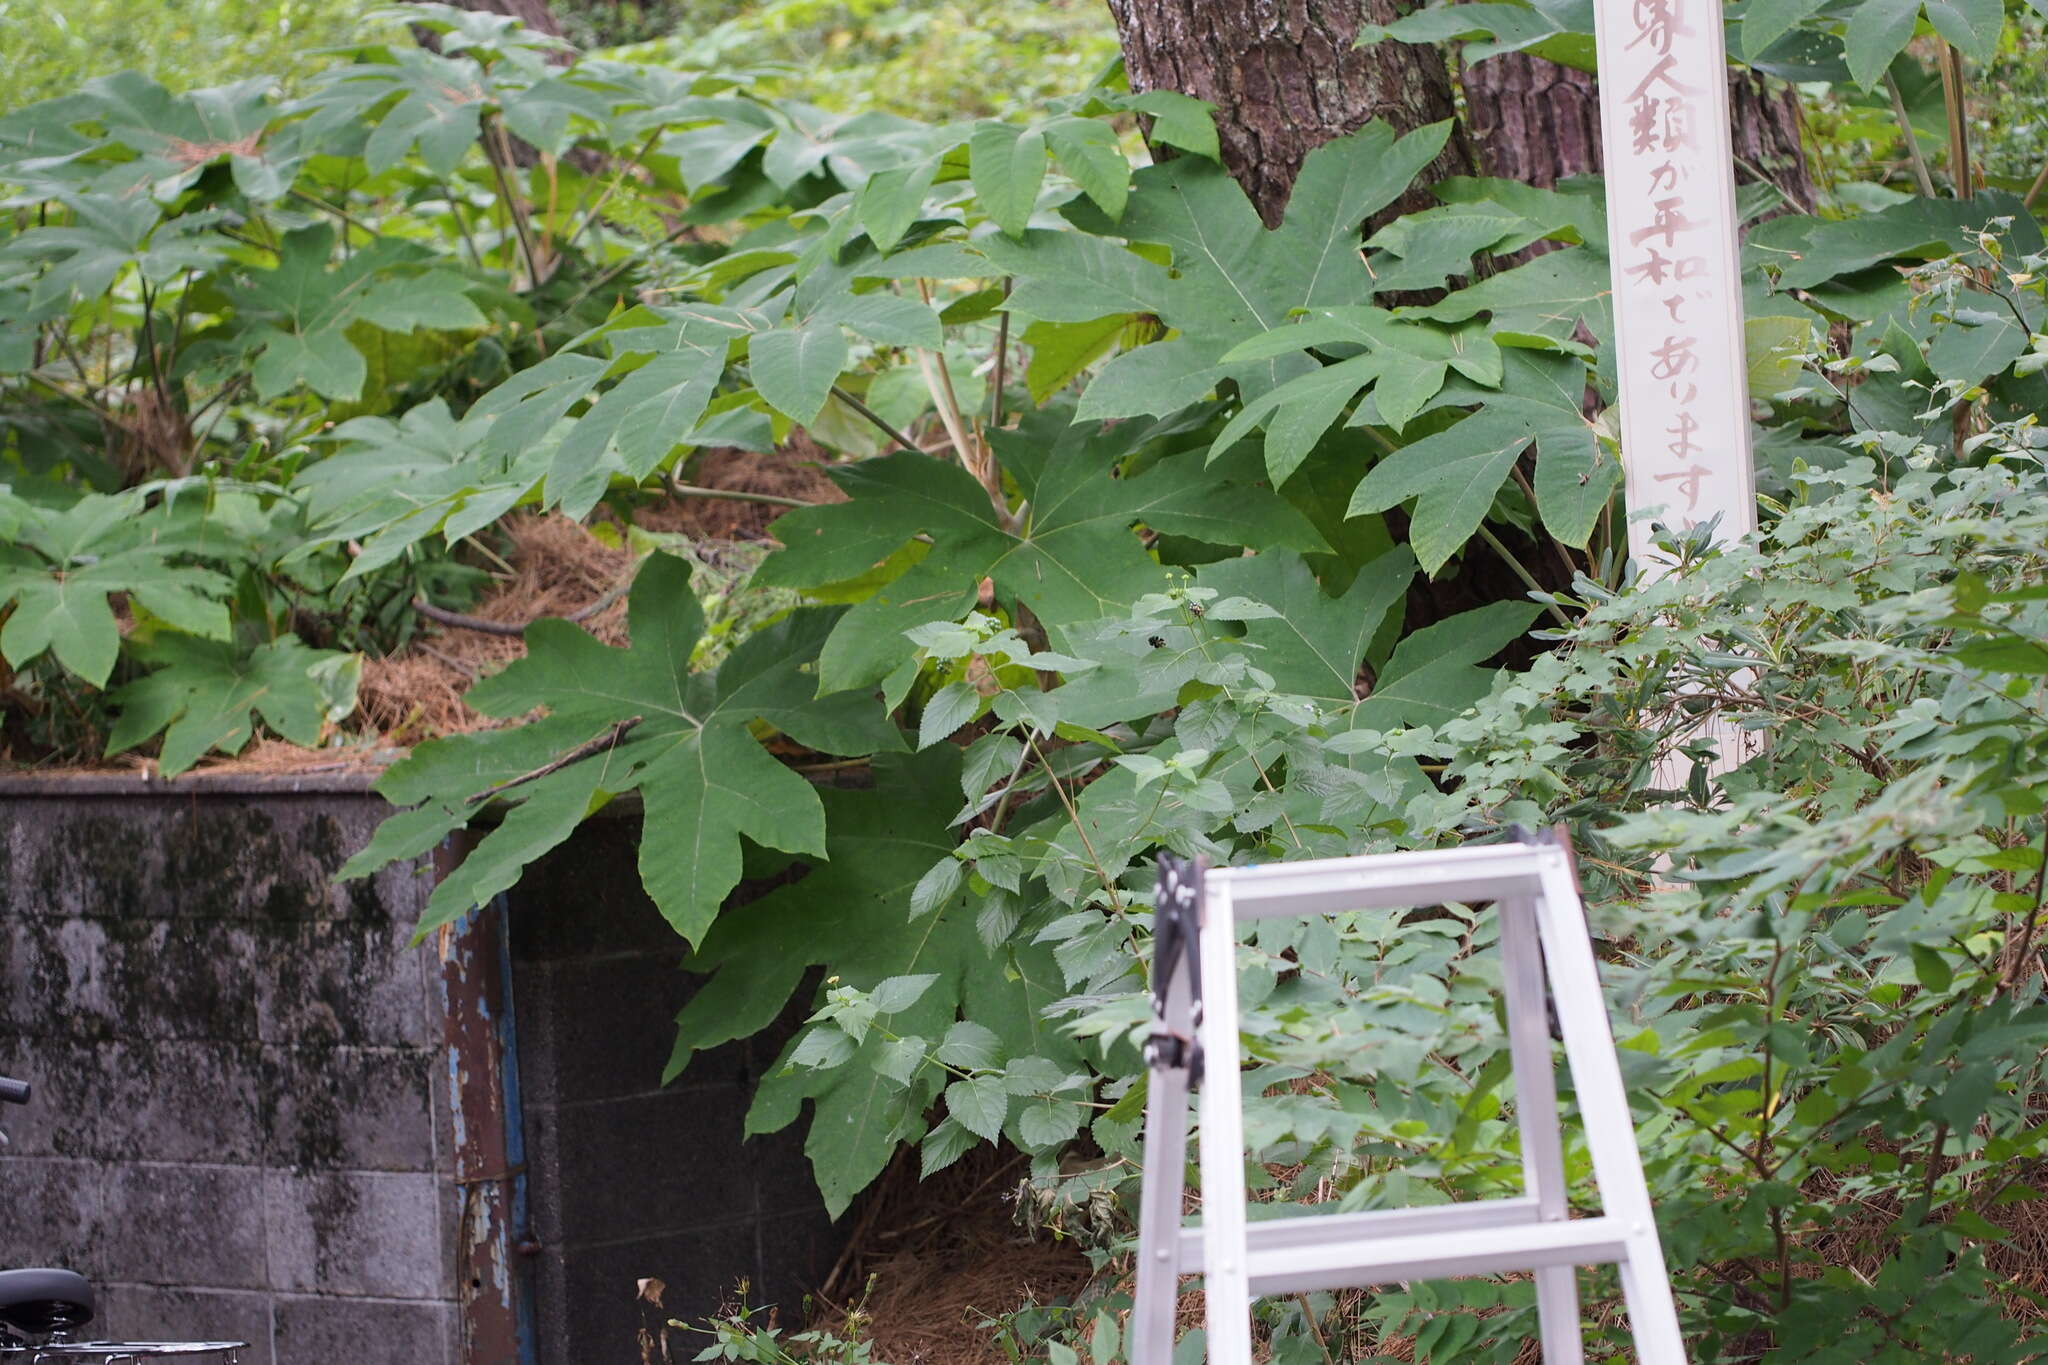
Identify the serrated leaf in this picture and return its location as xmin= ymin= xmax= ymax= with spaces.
xmin=920 ymin=1116 xmax=976 ymax=1176
xmin=1045 ymin=115 xmax=1129 ymax=221
xmin=869 ymin=973 xmax=940 ymax=1013
xmin=1349 ymin=412 xmax=1534 ymax=575
xmin=1198 ymin=548 xmax=1416 ymax=703
xmin=946 ymin=1074 xmax=1009 ymax=1140
xmin=919 ymin=680 xmax=983 ymax=749
xmin=936 ymin=1018 xmax=1005 ymax=1069
xmin=910 ymin=856 xmax=964 ymax=919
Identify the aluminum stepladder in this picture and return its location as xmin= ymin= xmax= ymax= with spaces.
xmin=1131 ymin=832 xmax=1687 ymax=1364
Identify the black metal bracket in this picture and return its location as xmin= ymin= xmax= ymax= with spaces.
xmin=1146 ymin=853 xmax=1205 ymax=1085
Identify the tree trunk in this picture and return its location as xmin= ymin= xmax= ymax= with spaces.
xmin=1106 ymin=0 xmax=1476 ymax=227
xmin=1106 ymin=2 xmax=1814 ymax=221
xmin=1459 ymin=54 xmax=1815 ymax=211
xmin=432 ymin=0 xmax=564 ymax=35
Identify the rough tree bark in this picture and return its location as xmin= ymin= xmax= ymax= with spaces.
xmin=430 ymin=0 xmax=564 ymax=35
xmin=1105 ymin=0 xmax=1477 ymax=227
xmin=1459 ymin=54 xmax=1814 ymax=210
xmin=1106 ymin=0 xmax=1813 ymax=219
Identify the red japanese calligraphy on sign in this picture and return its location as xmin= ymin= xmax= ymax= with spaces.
xmin=1595 ymin=0 xmax=1754 ymax=572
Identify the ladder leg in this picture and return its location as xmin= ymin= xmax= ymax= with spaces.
xmin=1132 ymin=967 xmax=1192 ymax=1365
xmin=1498 ymin=894 xmax=1585 ymax=1365
xmin=1196 ymin=878 xmax=1255 ymax=1365
xmin=1532 ymin=856 xmax=1688 ymax=1364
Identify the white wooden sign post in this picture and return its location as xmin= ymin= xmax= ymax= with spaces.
xmin=1594 ymin=0 xmax=1757 ymax=570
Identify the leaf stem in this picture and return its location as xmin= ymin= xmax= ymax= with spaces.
xmin=1476 ymin=524 xmax=1572 ymax=629
xmin=1885 ymin=71 xmax=1938 ymax=198
xmin=1028 ymin=733 xmax=1122 ymax=912
xmin=829 ymin=385 xmax=920 ymax=454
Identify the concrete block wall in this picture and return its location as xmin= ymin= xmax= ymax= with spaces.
xmin=0 ymin=783 xmax=460 ymax=1365
xmin=505 ymin=819 xmax=843 ymax=1364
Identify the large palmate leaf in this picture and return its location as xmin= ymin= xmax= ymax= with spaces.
xmin=667 ymin=748 xmax=1076 ymax=1214
xmin=756 ymin=408 xmax=1329 ymax=693
xmin=1214 ymin=306 xmax=1507 ymax=482
xmin=0 ymin=195 xmax=227 ymax=313
xmin=344 ymin=554 xmax=901 ymax=943
xmin=216 ymin=223 xmax=488 ymax=401
xmin=1348 ymin=349 xmax=1615 ymax=572
xmin=107 ymin=635 xmax=361 ymax=776
xmin=294 ymin=399 xmax=554 ymax=577
xmin=298 ymin=47 xmax=494 ymax=176
xmin=991 ymin=120 xmax=1451 ymax=424
xmin=0 ymin=489 xmax=234 ymax=688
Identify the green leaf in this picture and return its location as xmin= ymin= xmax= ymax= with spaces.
xmin=758 ymin=410 xmax=1323 ymax=692
xmin=1123 ymin=91 xmax=1221 ymax=160
xmin=1922 ymin=0 xmax=2003 ymax=62
xmin=971 ymin=121 xmax=1049 ymax=238
xmin=107 ymin=636 xmax=360 ymax=777
xmin=222 ymin=224 xmax=488 ymax=402
xmin=1045 ymin=115 xmax=1130 ymax=221
xmin=669 ymin=751 xmax=1073 ymax=1214
xmin=869 ymin=973 xmax=940 ymax=1013
xmin=946 ymin=1074 xmax=1009 ymax=1140
xmin=355 ymin=555 xmax=898 ymax=945
xmin=749 ymin=320 xmax=850 ymax=426
xmin=910 ymin=856 xmax=964 ymax=919
xmin=1198 ymin=548 xmax=1416 ymax=703
xmin=1844 ymin=0 xmax=1931 ymax=88
xmin=1743 ymin=0 xmax=1833 ymax=59
xmin=1349 ymin=411 xmax=1535 ymax=575
xmin=919 ymin=680 xmax=984 ymax=749
xmin=920 ymin=1117 xmax=976 ymax=1176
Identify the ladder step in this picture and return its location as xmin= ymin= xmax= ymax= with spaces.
xmin=1216 ymin=847 xmax=1551 ymax=920
xmin=1251 ymin=1216 xmax=1629 ymax=1296
xmin=1176 ymin=1205 xmax=1630 ymax=1297
xmin=1177 ymin=1195 xmax=1543 ymax=1270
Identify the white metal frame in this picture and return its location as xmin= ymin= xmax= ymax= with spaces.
xmin=1130 ymin=837 xmax=1687 ymax=1363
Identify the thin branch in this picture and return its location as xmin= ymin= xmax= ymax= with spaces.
xmin=413 ymin=576 xmax=633 ymax=637
xmin=828 ymin=384 xmax=920 ymax=453
xmin=1885 ymin=71 xmax=1939 ymax=198
xmin=540 ymin=219 xmax=697 ymax=329
xmin=990 ymin=278 xmax=1012 ymax=430
xmin=483 ymin=117 xmax=545 ymax=288
xmin=466 ymin=716 xmax=643 ymax=806
xmin=1028 ymin=733 xmax=1122 ymax=913
xmin=664 ymin=478 xmax=814 ymax=510
xmin=289 ymin=188 xmax=382 ymax=242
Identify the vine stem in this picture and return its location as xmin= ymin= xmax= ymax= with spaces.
xmin=1028 ymin=733 xmax=1122 ymax=912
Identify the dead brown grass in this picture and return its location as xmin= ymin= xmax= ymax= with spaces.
xmin=812 ymin=1146 xmax=1092 ymax=1365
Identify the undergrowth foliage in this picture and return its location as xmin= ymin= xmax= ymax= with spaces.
xmin=8 ymin=0 xmax=2048 ymax=1357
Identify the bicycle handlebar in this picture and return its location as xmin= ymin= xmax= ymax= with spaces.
xmin=0 ymin=1076 xmax=28 ymax=1104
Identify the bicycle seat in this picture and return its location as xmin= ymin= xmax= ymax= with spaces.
xmin=0 ymin=1267 xmax=94 ymax=1334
